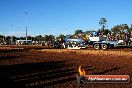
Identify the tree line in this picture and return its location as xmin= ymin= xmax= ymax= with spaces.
xmin=0 ymin=18 xmax=132 ymax=44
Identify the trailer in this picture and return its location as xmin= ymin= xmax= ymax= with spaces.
xmin=92 ymin=38 xmax=132 ymax=50
xmin=93 ymin=40 xmax=117 ymax=50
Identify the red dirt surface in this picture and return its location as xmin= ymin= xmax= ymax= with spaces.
xmin=0 ymin=46 xmax=132 ymax=88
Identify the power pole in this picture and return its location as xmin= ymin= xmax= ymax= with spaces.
xmin=10 ymin=24 xmax=13 ymax=45
xmin=26 ymin=27 xmax=27 ymax=44
xmin=131 ymin=24 xmax=132 ymax=37
xmin=25 ymin=12 xmax=28 ymax=44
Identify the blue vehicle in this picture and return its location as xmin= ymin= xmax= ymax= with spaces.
xmin=63 ymin=38 xmax=87 ymax=49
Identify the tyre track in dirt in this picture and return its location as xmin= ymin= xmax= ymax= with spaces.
xmin=0 ymin=48 xmax=132 ymax=88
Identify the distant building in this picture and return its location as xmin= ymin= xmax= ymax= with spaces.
xmin=16 ymin=40 xmax=32 ymax=45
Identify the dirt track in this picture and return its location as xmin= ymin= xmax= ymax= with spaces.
xmin=0 ymin=47 xmax=132 ymax=88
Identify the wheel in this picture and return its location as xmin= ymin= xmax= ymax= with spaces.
xmin=101 ymin=44 xmax=108 ymax=50
xmin=54 ymin=42 xmax=60 ymax=49
xmin=94 ymin=44 xmax=100 ymax=50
